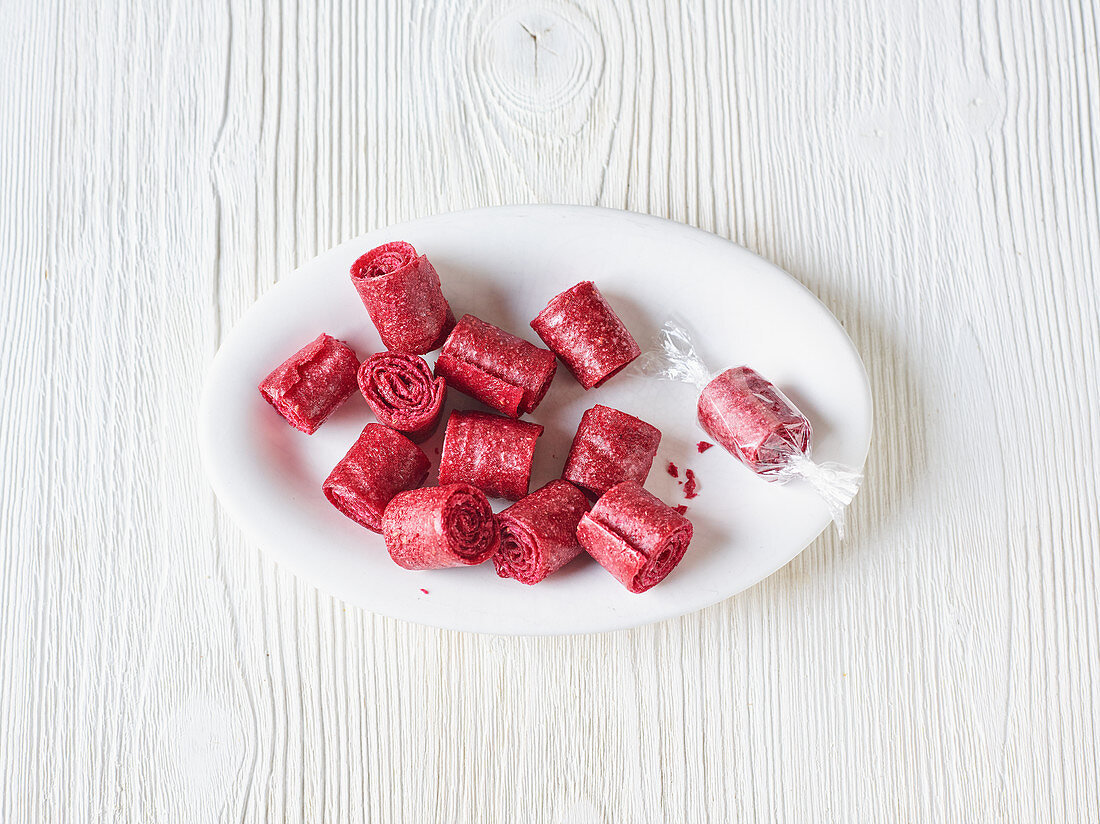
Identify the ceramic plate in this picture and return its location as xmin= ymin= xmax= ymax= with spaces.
xmin=199 ymin=206 xmax=871 ymax=634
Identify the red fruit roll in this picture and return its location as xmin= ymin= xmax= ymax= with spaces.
xmin=699 ymin=367 xmax=812 ymax=475
xmin=259 ymin=330 xmax=358 ymax=433
xmin=530 ymin=281 xmax=641 ymax=389
xmin=438 ymin=410 xmax=543 ymax=501
xmin=323 ymin=424 xmax=431 ymax=533
xmin=576 ymin=482 xmax=693 ymax=594
xmin=382 ymin=484 xmax=499 ymax=570
xmin=493 ymin=480 xmax=591 ymax=584
xmin=637 ymin=319 xmax=862 ymax=537
xmin=358 ymin=352 xmax=446 ymax=442
xmin=562 ymin=404 xmax=662 ymax=498
xmin=258 ymin=334 xmax=360 ymax=434
xmin=434 ymin=314 xmax=557 ymax=417
xmin=349 ymin=241 xmax=455 ymax=354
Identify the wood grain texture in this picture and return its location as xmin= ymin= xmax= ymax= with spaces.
xmin=1 ymin=0 xmax=1097 ymax=820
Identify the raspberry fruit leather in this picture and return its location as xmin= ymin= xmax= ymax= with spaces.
xmin=698 ymin=366 xmax=812 ymax=475
xmin=437 ymin=410 xmax=543 ymax=501
xmin=258 ymin=333 xmax=360 ymax=434
xmin=494 ymin=480 xmax=591 ymax=584
xmin=350 ymin=241 xmax=455 ymax=354
xmin=637 ymin=319 xmax=862 ymax=537
xmin=576 ymin=481 xmax=693 ymax=593
xmin=530 ymin=281 xmax=641 ymax=389
xmin=434 ymin=314 xmax=557 ymax=417
xmin=323 ymin=424 xmax=431 ymax=533
xmin=562 ymin=404 xmax=661 ymax=498
xmin=358 ymin=352 xmax=446 ymax=442
xmin=382 ymin=484 xmax=499 ymax=570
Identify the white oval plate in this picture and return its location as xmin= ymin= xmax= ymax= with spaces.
xmin=200 ymin=206 xmax=871 ymax=635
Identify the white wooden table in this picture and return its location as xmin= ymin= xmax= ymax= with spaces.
xmin=3 ymin=1 xmax=1097 ymax=820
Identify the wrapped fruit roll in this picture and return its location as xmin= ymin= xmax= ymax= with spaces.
xmin=434 ymin=314 xmax=557 ymax=417
xmin=323 ymin=424 xmax=430 ymax=533
xmin=699 ymin=367 xmax=811 ymax=474
xmin=358 ymin=351 xmax=446 ymax=442
xmin=576 ymin=481 xmax=692 ymax=594
xmin=563 ymin=404 xmax=662 ymax=498
xmin=349 ymin=241 xmax=455 ymax=354
xmin=382 ymin=484 xmax=499 ymax=570
xmin=493 ymin=480 xmax=592 ymax=584
xmin=438 ymin=410 xmax=543 ymax=501
xmin=530 ymin=281 xmax=641 ymax=389
xmin=637 ymin=319 xmax=862 ymax=537
xmin=258 ymin=333 xmax=360 ymax=434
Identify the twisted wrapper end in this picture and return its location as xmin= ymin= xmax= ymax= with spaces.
xmin=778 ymin=452 xmax=863 ymax=539
xmin=633 ymin=318 xmax=715 ymax=392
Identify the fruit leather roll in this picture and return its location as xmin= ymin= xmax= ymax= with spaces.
xmin=350 ymin=241 xmax=455 ymax=354
xmin=698 ymin=366 xmax=812 ymax=475
xmin=437 ymin=410 xmax=543 ymax=501
xmin=358 ymin=351 xmax=447 ymax=442
xmin=562 ymin=404 xmax=661 ymax=498
xmin=258 ymin=333 xmax=360 ymax=434
xmin=530 ymin=281 xmax=641 ymax=389
xmin=382 ymin=484 xmax=499 ymax=570
xmin=494 ymin=480 xmax=591 ymax=584
xmin=637 ymin=319 xmax=862 ymax=537
xmin=323 ymin=424 xmax=431 ymax=533
xmin=434 ymin=314 xmax=557 ymax=417
xmin=576 ymin=481 xmax=693 ymax=594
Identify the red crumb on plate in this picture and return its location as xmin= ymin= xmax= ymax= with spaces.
xmin=674 ymin=505 xmax=688 ymax=515
xmin=666 ymin=461 xmax=679 ymax=478
xmin=683 ymin=469 xmax=699 ymax=499
xmin=420 ymin=588 xmax=429 ymax=594
xmin=697 ymin=441 xmax=714 ymax=453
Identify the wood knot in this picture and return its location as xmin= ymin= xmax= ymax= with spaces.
xmin=470 ymin=0 xmax=604 ymax=134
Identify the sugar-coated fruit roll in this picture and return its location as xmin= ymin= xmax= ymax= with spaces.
xmin=434 ymin=314 xmax=557 ymax=417
xmin=530 ymin=281 xmax=641 ymax=389
xmin=323 ymin=424 xmax=431 ymax=533
xmin=358 ymin=352 xmax=447 ymax=442
xmin=382 ymin=484 xmax=499 ymax=570
xmin=562 ymin=404 xmax=661 ymax=498
xmin=437 ymin=410 xmax=543 ymax=501
xmin=349 ymin=241 xmax=455 ymax=354
xmin=637 ymin=319 xmax=862 ymax=537
xmin=258 ymin=333 xmax=360 ymax=434
xmin=493 ymin=480 xmax=592 ymax=584
xmin=576 ymin=482 xmax=693 ymax=594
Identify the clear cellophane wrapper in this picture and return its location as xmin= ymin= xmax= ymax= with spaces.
xmin=636 ymin=319 xmax=862 ymax=538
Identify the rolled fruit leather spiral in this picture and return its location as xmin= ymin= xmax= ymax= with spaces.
xmin=437 ymin=410 xmax=544 ymax=502
xmin=434 ymin=314 xmax=556 ymax=417
xmin=349 ymin=241 xmax=455 ymax=354
xmin=323 ymin=424 xmax=431 ymax=533
xmin=493 ymin=480 xmax=592 ymax=585
xmin=358 ymin=351 xmax=447 ymax=442
xmin=562 ymin=404 xmax=661 ymax=499
xmin=575 ymin=481 xmax=693 ymax=594
xmin=530 ymin=281 xmax=641 ymax=389
xmin=382 ymin=484 xmax=499 ymax=570
xmin=258 ymin=333 xmax=360 ymax=435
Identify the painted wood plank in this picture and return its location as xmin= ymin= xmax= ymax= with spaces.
xmin=0 ymin=0 xmax=1097 ymax=820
